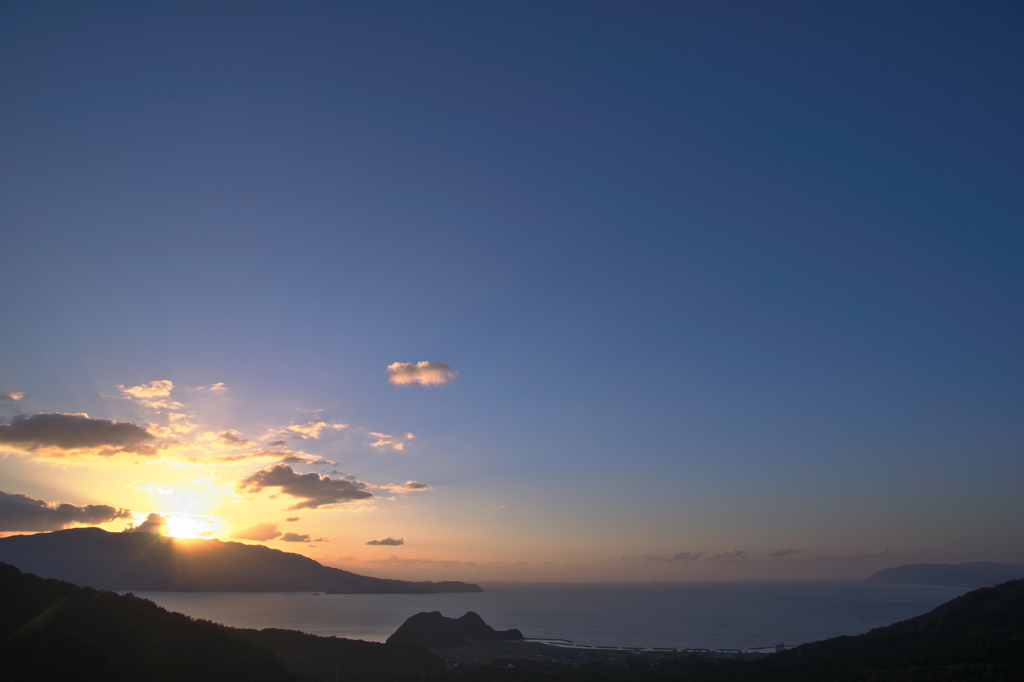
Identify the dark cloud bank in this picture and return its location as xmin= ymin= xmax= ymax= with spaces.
xmin=366 ymin=537 xmax=405 ymax=546
xmin=0 ymin=491 xmax=131 ymax=531
xmin=0 ymin=413 xmax=152 ymax=450
xmin=239 ymin=464 xmax=373 ymax=509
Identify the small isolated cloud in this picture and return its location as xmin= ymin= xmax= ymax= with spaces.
xmin=195 ymin=383 xmax=228 ymax=393
xmin=365 ymin=537 xmax=404 ymax=546
xmin=706 ymin=549 xmax=751 ymax=562
xmin=314 ymin=537 xmax=328 ymax=542
xmin=281 ymin=532 xmax=310 ymax=543
xmin=402 ymin=481 xmax=430 ymax=490
xmin=368 ymin=433 xmax=406 ymax=451
xmin=219 ymin=430 xmax=249 ymax=446
xmin=768 ymin=549 xmax=803 ymax=558
xmin=0 ymin=490 xmax=132 ymax=531
xmin=120 ymin=380 xmax=173 ymax=399
xmin=285 ymin=421 xmax=347 ymax=439
xmin=126 ymin=512 xmax=168 ymax=535
xmin=285 ymin=517 xmax=300 ymax=522
xmin=280 ymin=454 xmax=336 ymax=466
xmin=1 ymin=392 xmax=24 ymax=401
xmin=387 ymin=361 xmax=457 ymax=386
xmin=0 ymin=413 xmax=154 ymax=455
xmin=118 ymin=380 xmax=182 ymax=411
xmin=238 ymin=464 xmax=373 ymax=510
xmin=373 ymin=481 xmax=432 ymax=494
xmin=234 ymin=522 xmax=282 ymax=541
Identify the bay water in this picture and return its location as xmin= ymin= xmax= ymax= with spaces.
xmin=132 ymin=581 xmax=968 ymax=651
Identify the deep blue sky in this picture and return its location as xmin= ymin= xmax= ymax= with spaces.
xmin=1 ymin=2 xmax=1021 ymax=579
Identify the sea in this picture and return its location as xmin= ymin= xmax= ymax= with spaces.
xmin=131 ymin=581 xmax=969 ymax=651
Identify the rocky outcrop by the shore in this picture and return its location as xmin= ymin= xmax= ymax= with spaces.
xmin=386 ymin=611 xmax=523 ymax=647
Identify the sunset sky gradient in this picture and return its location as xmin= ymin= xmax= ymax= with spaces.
xmin=1 ymin=1 xmax=1022 ymax=581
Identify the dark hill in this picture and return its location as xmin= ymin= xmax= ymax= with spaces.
xmin=387 ymin=611 xmax=523 ymax=646
xmin=0 ymin=527 xmax=482 ymax=593
xmin=232 ymin=627 xmax=445 ymax=682
xmin=431 ymin=581 xmax=1024 ymax=682
xmin=868 ymin=560 xmax=1024 ymax=587
xmin=748 ymin=577 xmax=1024 ymax=681
xmin=0 ymin=561 xmax=296 ymax=682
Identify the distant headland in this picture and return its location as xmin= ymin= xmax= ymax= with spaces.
xmin=867 ymin=561 xmax=1024 ymax=588
xmin=0 ymin=527 xmax=482 ymax=594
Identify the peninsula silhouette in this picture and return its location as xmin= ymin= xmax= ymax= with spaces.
xmin=0 ymin=527 xmax=481 ymax=593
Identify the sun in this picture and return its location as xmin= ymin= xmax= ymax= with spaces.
xmin=164 ymin=515 xmax=217 ymax=539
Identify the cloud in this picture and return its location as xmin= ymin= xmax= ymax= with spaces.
xmin=280 ymin=454 xmax=336 ymax=466
xmin=238 ymin=464 xmax=373 ymax=510
xmin=669 ymin=551 xmax=704 ymax=562
xmin=285 ymin=421 xmax=347 ymax=439
xmin=281 ymin=533 xmax=310 ymax=542
xmin=386 ymin=361 xmax=457 ymax=386
xmin=285 ymin=517 xmax=300 ymax=522
xmin=1 ymin=392 xmax=24 ymax=401
xmin=365 ymin=537 xmax=404 ymax=546
xmin=0 ymin=491 xmax=132 ymax=531
xmin=118 ymin=380 xmax=183 ymax=410
xmin=401 ymin=481 xmax=431 ymax=490
xmin=367 ymin=432 xmax=410 ymax=451
xmin=195 ymin=383 xmax=228 ymax=393
xmin=768 ymin=549 xmax=803 ymax=558
xmin=0 ymin=413 xmax=154 ymax=454
xmin=167 ymin=413 xmax=197 ymax=435
xmin=373 ymin=481 xmax=432 ymax=494
xmin=706 ymin=549 xmax=751 ymax=562
xmin=620 ymin=551 xmax=704 ymax=563
xmin=234 ymin=522 xmax=282 ymax=541
xmin=126 ymin=512 xmax=167 ymax=535
xmin=197 ymin=430 xmax=252 ymax=451
xmin=120 ymin=380 xmax=173 ymax=399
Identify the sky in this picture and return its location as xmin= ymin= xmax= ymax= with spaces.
xmin=0 ymin=1 xmax=1022 ymax=582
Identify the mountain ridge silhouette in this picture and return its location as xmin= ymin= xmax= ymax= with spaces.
xmin=0 ymin=527 xmax=482 ymax=593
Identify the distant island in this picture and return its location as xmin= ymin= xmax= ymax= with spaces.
xmin=867 ymin=561 xmax=1024 ymax=588
xmin=0 ymin=527 xmax=482 ymax=594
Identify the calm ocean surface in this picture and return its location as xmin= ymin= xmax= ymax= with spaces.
xmin=132 ymin=581 xmax=968 ymax=651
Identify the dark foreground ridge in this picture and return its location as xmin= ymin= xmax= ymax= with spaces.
xmin=3 ymin=559 xmax=1023 ymax=681
xmin=868 ymin=560 xmax=1024 ymax=587
xmin=417 ymin=580 xmax=1024 ymax=682
xmin=0 ymin=560 xmax=446 ymax=682
xmin=387 ymin=611 xmax=524 ymax=646
xmin=0 ymin=527 xmax=482 ymax=593
xmin=0 ymin=561 xmax=295 ymax=682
